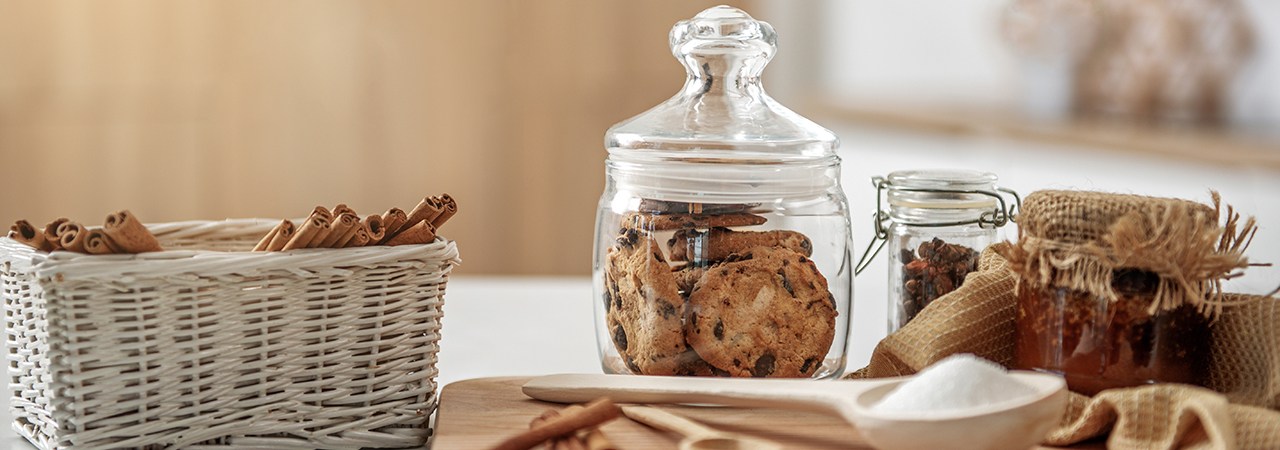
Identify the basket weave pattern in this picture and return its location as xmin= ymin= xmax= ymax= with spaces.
xmin=1 ymin=219 xmax=460 ymax=449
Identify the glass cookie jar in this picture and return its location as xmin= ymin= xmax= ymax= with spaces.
xmin=858 ymin=170 xmax=1019 ymax=332
xmin=593 ymin=6 xmax=853 ymax=379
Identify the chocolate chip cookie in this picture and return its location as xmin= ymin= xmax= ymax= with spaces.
xmin=605 ymin=234 xmax=713 ymax=375
xmin=684 ymin=246 xmax=837 ymax=378
xmin=668 ymin=227 xmax=813 ymax=263
xmin=638 ymin=199 xmax=759 ymax=215
xmin=672 ymin=265 xmax=708 ymax=295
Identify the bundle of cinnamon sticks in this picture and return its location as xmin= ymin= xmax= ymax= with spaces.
xmin=491 ymin=398 xmax=620 ymax=450
xmin=254 ymin=194 xmax=457 ymax=252
xmin=6 ymin=211 xmax=164 ymax=254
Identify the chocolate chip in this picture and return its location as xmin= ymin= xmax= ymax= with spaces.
xmin=659 ymin=301 xmax=677 ymax=319
xmin=613 ymin=325 xmax=628 ymax=351
xmin=710 ymin=366 xmax=732 ymax=377
xmin=625 ymin=357 xmax=641 ymax=373
xmin=602 ymin=290 xmax=611 ymax=312
xmin=778 ymin=269 xmax=795 ymax=297
xmin=733 ymin=358 xmax=742 ymax=368
xmin=616 ymin=228 xmax=640 ymax=248
xmin=752 ymin=353 xmax=776 ymax=377
xmin=800 ymin=357 xmax=818 ymax=374
xmin=713 ymin=320 xmax=724 ymax=340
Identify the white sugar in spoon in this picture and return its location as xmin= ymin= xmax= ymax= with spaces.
xmin=524 ymin=372 xmax=1066 ymax=450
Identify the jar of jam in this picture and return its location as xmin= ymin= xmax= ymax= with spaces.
xmin=858 ymin=170 xmax=1019 ymax=331
xmin=1005 ymin=190 xmax=1230 ymax=395
xmin=592 ymin=6 xmax=853 ymax=378
xmin=1015 ymin=271 xmax=1212 ymax=395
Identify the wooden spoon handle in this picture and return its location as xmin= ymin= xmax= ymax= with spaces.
xmin=621 ymin=406 xmax=721 ymax=439
xmin=523 ymin=374 xmax=864 ymax=415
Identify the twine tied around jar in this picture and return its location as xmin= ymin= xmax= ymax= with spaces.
xmin=1000 ymin=190 xmax=1262 ymax=318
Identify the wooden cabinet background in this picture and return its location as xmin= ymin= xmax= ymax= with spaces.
xmin=0 ymin=0 xmax=755 ymax=275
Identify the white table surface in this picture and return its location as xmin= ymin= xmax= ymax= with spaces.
xmin=0 ymin=275 xmax=880 ymax=449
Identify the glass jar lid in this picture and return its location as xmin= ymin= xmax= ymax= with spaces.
xmin=605 ymin=6 xmax=838 ymax=161
xmin=854 ymin=169 xmax=1021 ymax=275
xmin=886 ymin=170 xmax=1000 ymax=211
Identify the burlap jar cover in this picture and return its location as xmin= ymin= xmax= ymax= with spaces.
xmin=848 ymin=191 xmax=1279 ymax=450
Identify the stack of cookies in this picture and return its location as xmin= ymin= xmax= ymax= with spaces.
xmin=603 ymin=199 xmax=837 ymax=378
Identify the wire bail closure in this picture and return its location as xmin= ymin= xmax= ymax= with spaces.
xmin=854 ymin=176 xmax=1022 ymax=275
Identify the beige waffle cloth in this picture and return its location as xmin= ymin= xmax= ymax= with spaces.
xmin=847 ymin=245 xmax=1280 ymax=450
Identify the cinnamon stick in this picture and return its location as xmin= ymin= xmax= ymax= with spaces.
xmin=490 ymin=398 xmax=620 ymax=450
xmin=253 ymin=225 xmax=281 ymax=252
xmin=103 ymin=210 xmax=163 ymax=253
xmin=311 ymin=206 xmax=333 ymax=222
xmin=383 ymin=221 xmax=436 ymax=246
xmin=265 ymin=220 xmax=295 ymax=252
xmin=363 ymin=214 xmax=386 ymax=245
xmin=341 ymin=225 xmax=370 ymax=248
xmin=283 ymin=214 xmax=330 ymax=250
xmin=531 ymin=410 xmax=586 ymax=450
xmin=378 ymin=208 xmax=408 ymax=245
xmin=430 ymin=193 xmax=457 ymax=230
xmin=58 ymin=222 xmax=89 ymax=253
xmin=83 ymin=229 xmax=121 ymax=255
xmin=317 ymin=213 xmax=359 ymax=248
xmin=332 ymin=203 xmax=356 ymax=218
xmin=396 ymin=196 xmax=443 ymax=237
xmin=43 ymin=218 xmax=69 ymax=251
xmin=8 ymin=220 xmax=55 ymax=252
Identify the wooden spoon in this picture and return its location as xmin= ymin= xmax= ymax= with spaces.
xmin=622 ymin=405 xmax=781 ymax=450
xmin=524 ymin=373 xmax=1067 ymax=450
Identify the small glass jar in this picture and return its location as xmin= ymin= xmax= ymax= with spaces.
xmin=592 ymin=6 xmax=853 ymax=379
xmin=1013 ymin=271 xmax=1212 ymax=395
xmin=861 ymin=170 xmax=1019 ymax=331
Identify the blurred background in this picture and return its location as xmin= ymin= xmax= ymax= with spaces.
xmin=1 ymin=1 xmax=1277 ymax=299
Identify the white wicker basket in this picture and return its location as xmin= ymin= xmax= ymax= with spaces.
xmin=0 ymin=219 xmax=460 ymax=449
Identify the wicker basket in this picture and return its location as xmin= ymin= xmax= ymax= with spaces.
xmin=0 ymin=219 xmax=460 ymax=449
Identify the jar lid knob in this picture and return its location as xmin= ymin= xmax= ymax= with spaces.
xmin=670 ymin=6 xmax=776 ymax=83
xmin=604 ymin=5 xmax=836 ymax=159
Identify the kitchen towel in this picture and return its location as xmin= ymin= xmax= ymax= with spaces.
xmin=847 ymin=244 xmax=1280 ymax=450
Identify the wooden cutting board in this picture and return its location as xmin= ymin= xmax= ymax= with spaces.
xmin=431 ymin=377 xmax=1098 ymax=449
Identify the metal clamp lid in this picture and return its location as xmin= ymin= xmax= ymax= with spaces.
xmin=854 ymin=176 xmax=1022 ymax=275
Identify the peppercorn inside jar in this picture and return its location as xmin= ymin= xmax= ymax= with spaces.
xmin=866 ymin=170 xmax=1019 ymax=331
